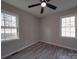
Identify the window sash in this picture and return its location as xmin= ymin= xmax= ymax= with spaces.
xmin=1 ymin=13 xmax=17 ymax=27
xmin=61 ymin=15 xmax=76 ymax=38
xmin=1 ymin=11 xmax=19 ymax=41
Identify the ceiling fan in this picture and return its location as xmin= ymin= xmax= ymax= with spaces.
xmin=28 ymin=0 xmax=57 ymax=14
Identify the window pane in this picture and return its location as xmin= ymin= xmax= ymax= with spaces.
xmin=70 ymin=22 xmax=75 ymax=27
xmin=5 ymin=14 xmax=12 ymax=27
xmin=5 ymin=29 xmax=12 ymax=40
xmin=71 ymin=16 xmax=75 ymax=22
xmin=1 ymin=13 xmax=4 ymax=26
xmin=71 ymin=27 xmax=75 ymax=32
xmin=5 ymin=28 xmax=11 ymax=33
xmin=66 ymin=32 xmax=71 ymax=37
xmin=62 ymin=28 xmax=65 ymax=32
xmin=62 ymin=31 xmax=65 ymax=36
xmin=65 ymin=17 xmax=70 ymax=23
xmin=65 ymin=22 xmax=70 ymax=27
xmin=1 ymin=28 xmax=4 ymax=33
xmin=66 ymin=27 xmax=70 ymax=32
xmin=62 ymin=22 xmax=66 ymax=27
xmin=1 ymin=28 xmax=5 ymax=40
xmin=12 ymin=28 xmax=17 ymax=39
xmin=62 ymin=18 xmax=66 ymax=23
xmin=12 ymin=16 xmax=16 ymax=27
xmin=71 ymin=32 xmax=75 ymax=37
xmin=1 ymin=13 xmax=4 ymax=20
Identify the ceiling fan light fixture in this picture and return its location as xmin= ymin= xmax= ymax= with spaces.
xmin=41 ymin=2 xmax=46 ymax=7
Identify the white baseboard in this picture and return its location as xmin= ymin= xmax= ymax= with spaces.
xmin=2 ymin=41 xmax=39 ymax=59
xmin=42 ymin=41 xmax=77 ymax=51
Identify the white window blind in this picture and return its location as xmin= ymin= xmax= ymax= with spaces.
xmin=1 ymin=11 xmax=19 ymax=41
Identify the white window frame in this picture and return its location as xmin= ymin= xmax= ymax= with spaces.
xmin=1 ymin=10 xmax=19 ymax=42
xmin=60 ymin=13 xmax=77 ymax=38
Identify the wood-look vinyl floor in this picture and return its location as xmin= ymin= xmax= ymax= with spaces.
xmin=4 ymin=42 xmax=77 ymax=59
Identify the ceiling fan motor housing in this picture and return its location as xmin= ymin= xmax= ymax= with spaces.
xmin=41 ymin=2 xmax=46 ymax=7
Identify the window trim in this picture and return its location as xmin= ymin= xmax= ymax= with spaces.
xmin=1 ymin=10 xmax=20 ymax=42
xmin=60 ymin=13 xmax=77 ymax=38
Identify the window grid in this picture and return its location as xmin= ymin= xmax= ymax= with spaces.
xmin=1 ymin=11 xmax=19 ymax=41
xmin=61 ymin=16 xmax=75 ymax=38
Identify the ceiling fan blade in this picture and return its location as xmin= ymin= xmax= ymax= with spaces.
xmin=40 ymin=0 xmax=45 ymax=2
xmin=41 ymin=7 xmax=44 ymax=14
xmin=28 ymin=3 xmax=41 ymax=8
xmin=40 ymin=0 xmax=42 ymax=2
xmin=40 ymin=0 xmax=50 ymax=2
xmin=46 ymin=0 xmax=51 ymax=2
xmin=47 ymin=3 xmax=57 ymax=10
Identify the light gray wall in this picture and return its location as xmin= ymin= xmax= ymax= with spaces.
xmin=40 ymin=7 xmax=77 ymax=50
xmin=1 ymin=2 xmax=39 ymax=58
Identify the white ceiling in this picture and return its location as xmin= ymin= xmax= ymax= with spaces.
xmin=2 ymin=0 xmax=77 ymax=18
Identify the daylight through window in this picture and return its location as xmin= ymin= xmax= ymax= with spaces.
xmin=61 ymin=16 xmax=76 ymax=38
xmin=1 ymin=11 xmax=19 ymax=41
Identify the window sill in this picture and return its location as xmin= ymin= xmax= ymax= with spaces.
xmin=1 ymin=38 xmax=20 ymax=43
xmin=61 ymin=36 xmax=77 ymax=39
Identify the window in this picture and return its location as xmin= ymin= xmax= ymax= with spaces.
xmin=1 ymin=11 xmax=19 ymax=41
xmin=61 ymin=15 xmax=76 ymax=38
